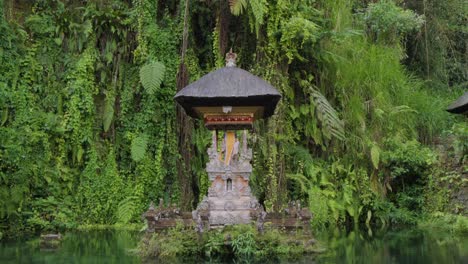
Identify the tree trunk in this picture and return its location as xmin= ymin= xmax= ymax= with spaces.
xmin=176 ymin=0 xmax=194 ymax=210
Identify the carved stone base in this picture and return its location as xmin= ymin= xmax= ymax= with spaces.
xmin=142 ymin=199 xmax=313 ymax=233
xmin=204 ymin=194 xmax=258 ymax=227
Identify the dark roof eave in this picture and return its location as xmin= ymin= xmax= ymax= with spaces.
xmin=446 ymin=92 xmax=468 ymax=114
xmin=175 ymin=95 xmax=281 ymax=119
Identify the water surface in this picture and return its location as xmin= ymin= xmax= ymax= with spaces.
xmin=0 ymin=228 xmax=466 ymax=263
xmin=0 ymin=230 xmax=140 ymax=264
xmin=314 ymin=228 xmax=468 ymax=264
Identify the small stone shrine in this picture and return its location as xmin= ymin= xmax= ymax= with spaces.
xmin=199 ymin=130 xmax=256 ymax=226
xmin=175 ymin=49 xmax=280 ymax=227
xmin=143 ymin=50 xmax=312 ymax=231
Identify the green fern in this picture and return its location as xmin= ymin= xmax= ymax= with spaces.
xmin=309 ymin=88 xmax=345 ymax=141
xmin=131 ymin=134 xmax=148 ymax=162
xmin=103 ymin=95 xmax=114 ymax=132
xmin=139 ymin=61 xmax=165 ymax=94
xmin=1 ymin=108 xmax=7 ymax=126
xmin=249 ymin=0 xmax=267 ymax=35
xmin=116 ymin=196 xmax=137 ymax=224
xmin=370 ymin=143 xmax=380 ymax=169
xmin=229 ymin=0 xmax=248 ymax=16
xmin=286 ymin=173 xmax=312 ymax=193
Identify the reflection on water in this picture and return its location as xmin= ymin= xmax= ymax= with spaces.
xmin=315 ymin=228 xmax=468 ymax=264
xmin=0 ymin=230 xmax=140 ymax=264
xmin=0 ymin=228 xmax=466 ymax=263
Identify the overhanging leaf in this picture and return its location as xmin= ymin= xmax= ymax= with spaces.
xmin=229 ymin=0 xmax=248 ymax=16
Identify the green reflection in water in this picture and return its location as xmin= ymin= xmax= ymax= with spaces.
xmin=315 ymin=228 xmax=468 ymax=264
xmin=0 ymin=230 xmax=140 ymax=264
xmin=0 ymin=228 xmax=466 ymax=263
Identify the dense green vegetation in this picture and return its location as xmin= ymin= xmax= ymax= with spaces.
xmin=0 ymin=0 xmax=466 ymax=238
xmin=138 ymin=223 xmax=323 ymax=262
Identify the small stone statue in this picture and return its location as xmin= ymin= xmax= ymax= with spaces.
xmin=256 ymin=205 xmax=267 ymax=234
xmin=196 ymin=214 xmax=204 ymax=233
xmin=143 ymin=201 xmax=158 ymax=233
xmin=148 ymin=201 xmax=155 ymax=212
xmin=192 ymin=210 xmax=204 ymax=234
xmin=225 ymin=48 xmax=237 ymax=67
xmin=154 ymin=211 xmax=161 ymax=221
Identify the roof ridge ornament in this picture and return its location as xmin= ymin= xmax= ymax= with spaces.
xmin=225 ymin=48 xmax=237 ymax=67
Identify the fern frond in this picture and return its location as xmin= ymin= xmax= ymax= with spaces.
xmin=286 ymin=144 xmax=314 ymax=164
xmin=116 ymin=196 xmax=137 ymax=224
xmin=139 ymin=61 xmax=165 ymax=94
xmin=249 ymin=0 xmax=267 ymax=35
xmin=390 ymin=105 xmax=418 ymax=115
xmin=370 ymin=143 xmax=380 ymax=169
xmin=310 ymin=88 xmax=345 ymax=141
xmin=103 ymin=95 xmax=114 ymax=132
xmin=1 ymin=108 xmax=8 ymax=126
xmin=287 ymin=173 xmax=312 ymax=193
xmin=229 ymin=0 xmax=248 ymax=16
xmin=131 ymin=134 xmax=148 ymax=162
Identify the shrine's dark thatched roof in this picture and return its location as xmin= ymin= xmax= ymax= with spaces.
xmin=174 ymin=66 xmax=281 ymax=119
xmin=446 ymin=92 xmax=468 ymax=114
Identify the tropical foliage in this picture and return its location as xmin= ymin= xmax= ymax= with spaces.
xmin=0 ymin=0 xmax=466 ymax=238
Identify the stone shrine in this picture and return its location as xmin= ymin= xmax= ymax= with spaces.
xmin=200 ymin=130 xmax=256 ymax=226
xmin=143 ymin=50 xmax=312 ymax=231
xmin=174 ymin=49 xmax=280 ymax=227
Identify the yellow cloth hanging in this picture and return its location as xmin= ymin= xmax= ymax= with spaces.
xmin=224 ymin=131 xmax=235 ymax=165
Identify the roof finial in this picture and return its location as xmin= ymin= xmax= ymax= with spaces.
xmin=225 ymin=48 xmax=237 ymax=67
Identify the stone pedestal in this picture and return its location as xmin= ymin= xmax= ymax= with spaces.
xmin=194 ymin=131 xmax=260 ymax=227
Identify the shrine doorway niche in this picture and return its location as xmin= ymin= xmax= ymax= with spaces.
xmin=227 ymin=178 xmax=232 ymax=191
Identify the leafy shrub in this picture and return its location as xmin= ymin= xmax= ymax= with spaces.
xmin=361 ymin=0 xmax=424 ymax=43
xmin=25 ymin=196 xmax=76 ymax=233
xmin=138 ymin=224 xmax=322 ymax=261
xmin=203 ymin=229 xmax=227 ymax=258
xmin=231 ymin=225 xmax=257 ymax=257
xmin=450 ymin=122 xmax=468 ymax=163
xmin=420 ymin=213 xmax=468 ymax=235
xmin=381 ymin=137 xmax=436 ymax=187
xmin=281 ymin=17 xmax=320 ymax=62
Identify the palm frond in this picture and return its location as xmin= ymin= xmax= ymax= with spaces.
xmin=229 ymin=0 xmax=248 ymax=16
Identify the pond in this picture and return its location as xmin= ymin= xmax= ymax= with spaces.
xmin=314 ymin=228 xmax=468 ymax=264
xmin=0 ymin=230 xmax=141 ymax=264
xmin=0 ymin=228 xmax=466 ymax=263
